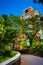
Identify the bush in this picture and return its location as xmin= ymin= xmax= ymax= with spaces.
xmin=29 ymin=47 xmax=35 ymax=54
xmin=0 ymin=51 xmax=17 ymax=63
xmin=3 ymin=50 xmax=11 ymax=57
xmin=29 ymin=43 xmax=43 ymax=57
xmin=19 ymin=49 xmax=29 ymax=54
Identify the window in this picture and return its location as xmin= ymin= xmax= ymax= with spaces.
xmin=25 ymin=13 xmax=29 ymax=19
xmin=25 ymin=9 xmax=28 ymax=13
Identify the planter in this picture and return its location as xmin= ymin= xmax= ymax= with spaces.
xmin=0 ymin=52 xmax=21 ymax=65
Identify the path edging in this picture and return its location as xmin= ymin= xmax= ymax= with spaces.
xmin=0 ymin=52 xmax=21 ymax=65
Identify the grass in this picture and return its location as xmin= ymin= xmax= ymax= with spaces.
xmin=0 ymin=51 xmax=18 ymax=63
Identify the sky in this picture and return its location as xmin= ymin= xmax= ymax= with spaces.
xmin=0 ymin=0 xmax=43 ymax=16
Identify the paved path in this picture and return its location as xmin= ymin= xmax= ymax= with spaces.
xmin=21 ymin=54 xmax=43 ymax=65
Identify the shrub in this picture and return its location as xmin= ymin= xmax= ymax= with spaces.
xmin=0 ymin=51 xmax=17 ymax=63
xmin=3 ymin=50 xmax=11 ymax=57
xmin=29 ymin=43 xmax=43 ymax=57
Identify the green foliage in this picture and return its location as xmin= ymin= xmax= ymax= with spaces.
xmin=0 ymin=14 xmax=24 ymax=63
xmin=10 ymin=15 xmax=22 ymax=25
xmin=0 ymin=13 xmax=43 ymax=59
xmin=0 ymin=14 xmax=20 ymax=52
xmin=21 ymin=40 xmax=27 ymax=47
xmin=0 ymin=51 xmax=17 ymax=63
xmin=2 ymin=14 xmax=11 ymax=26
xmin=17 ymin=40 xmax=27 ymax=46
xmin=29 ymin=43 xmax=43 ymax=57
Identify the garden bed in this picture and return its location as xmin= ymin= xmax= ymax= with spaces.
xmin=0 ymin=51 xmax=21 ymax=65
xmin=0 ymin=51 xmax=18 ymax=63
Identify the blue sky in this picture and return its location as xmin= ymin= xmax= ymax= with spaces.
xmin=0 ymin=0 xmax=43 ymax=16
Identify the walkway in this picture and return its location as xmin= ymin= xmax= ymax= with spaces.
xmin=21 ymin=54 xmax=43 ymax=65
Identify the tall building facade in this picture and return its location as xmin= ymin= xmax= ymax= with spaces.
xmin=21 ymin=7 xmax=34 ymax=20
xmin=21 ymin=7 xmax=43 ymax=44
xmin=21 ymin=7 xmax=41 ymax=20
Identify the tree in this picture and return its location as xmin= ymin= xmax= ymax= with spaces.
xmin=33 ymin=0 xmax=43 ymax=4
xmin=10 ymin=14 xmax=26 ymax=36
xmin=26 ymin=17 xmax=40 ymax=46
xmin=0 ymin=17 xmax=6 ymax=50
xmin=0 ymin=14 xmax=18 ymax=51
xmin=2 ymin=14 xmax=11 ymax=27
